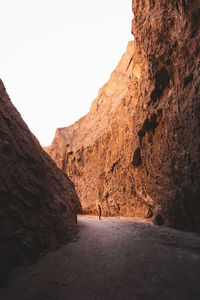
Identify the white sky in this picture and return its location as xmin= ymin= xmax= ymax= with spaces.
xmin=0 ymin=0 xmax=133 ymax=146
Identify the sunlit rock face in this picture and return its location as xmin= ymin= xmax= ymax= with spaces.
xmin=0 ymin=80 xmax=81 ymax=287
xmin=46 ymin=0 xmax=200 ymax=233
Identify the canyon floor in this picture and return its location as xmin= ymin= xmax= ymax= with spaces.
xmin=1 ymin=215 xmax=200 ymax=300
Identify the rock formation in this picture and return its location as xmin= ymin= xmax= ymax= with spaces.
xmin=46 ymin=0 xmax=200 ymax=233
xmin=0 ymin=80 xmax=81 ymax=287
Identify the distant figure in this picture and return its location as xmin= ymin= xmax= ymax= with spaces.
xmin=98 ymin=204 xmax=102 ymax=220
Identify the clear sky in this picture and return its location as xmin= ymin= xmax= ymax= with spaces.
xmin=1 ymin=0 xmax=133 ymax=146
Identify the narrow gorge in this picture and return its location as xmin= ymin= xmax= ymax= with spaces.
xmin=46 ymin=0 xmax=200 ymax=233
xmin=0 ymin=0 xmax=200 ymax=297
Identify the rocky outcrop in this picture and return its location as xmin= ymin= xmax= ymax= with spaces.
xmin=46 ymin=0 xmax=200 ymax=233
xmin=0 ymin=80 xmax=81 ymax=287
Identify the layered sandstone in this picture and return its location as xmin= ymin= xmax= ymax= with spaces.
xmin=46 ymin=0 xmax=200 ymax=233
xmin=0 ymin=80 xmax=81 ymax=287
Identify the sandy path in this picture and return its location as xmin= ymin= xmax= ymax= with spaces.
xmin=1 ymin=216 xmax=200 ymax=300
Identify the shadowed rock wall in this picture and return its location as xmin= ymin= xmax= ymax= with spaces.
xmin=46 ymin=0 xmax=200 ymax=233
xmin=0 ymin=80 xmax=81 ymax=287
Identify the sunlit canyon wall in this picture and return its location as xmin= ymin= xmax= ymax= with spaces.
xmin=46 ymin=0 xmax=200 ymax=233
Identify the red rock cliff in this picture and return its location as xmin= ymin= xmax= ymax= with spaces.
xmin=0 ymin=80 xmax=81 ymax=287
xmin=46 ymin=0 xmax=200 ymax=233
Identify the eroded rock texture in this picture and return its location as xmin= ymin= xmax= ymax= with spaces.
xmin=46 ymin=0 xmax=200 ymax=233
xmin=0 ymin=80 xmax=81 ymax=287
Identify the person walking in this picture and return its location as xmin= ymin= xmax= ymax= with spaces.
xmin=98 ymin=204 xmax=102 ymax=220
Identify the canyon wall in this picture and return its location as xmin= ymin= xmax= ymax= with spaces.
xmin=0 ymin=80 xmax=81 ymax=287
xmin=46 ymin=0 xmax=200 ymax=233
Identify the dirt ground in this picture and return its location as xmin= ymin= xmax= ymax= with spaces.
xmin=0 ymin=215 xmax=200 ymax=300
